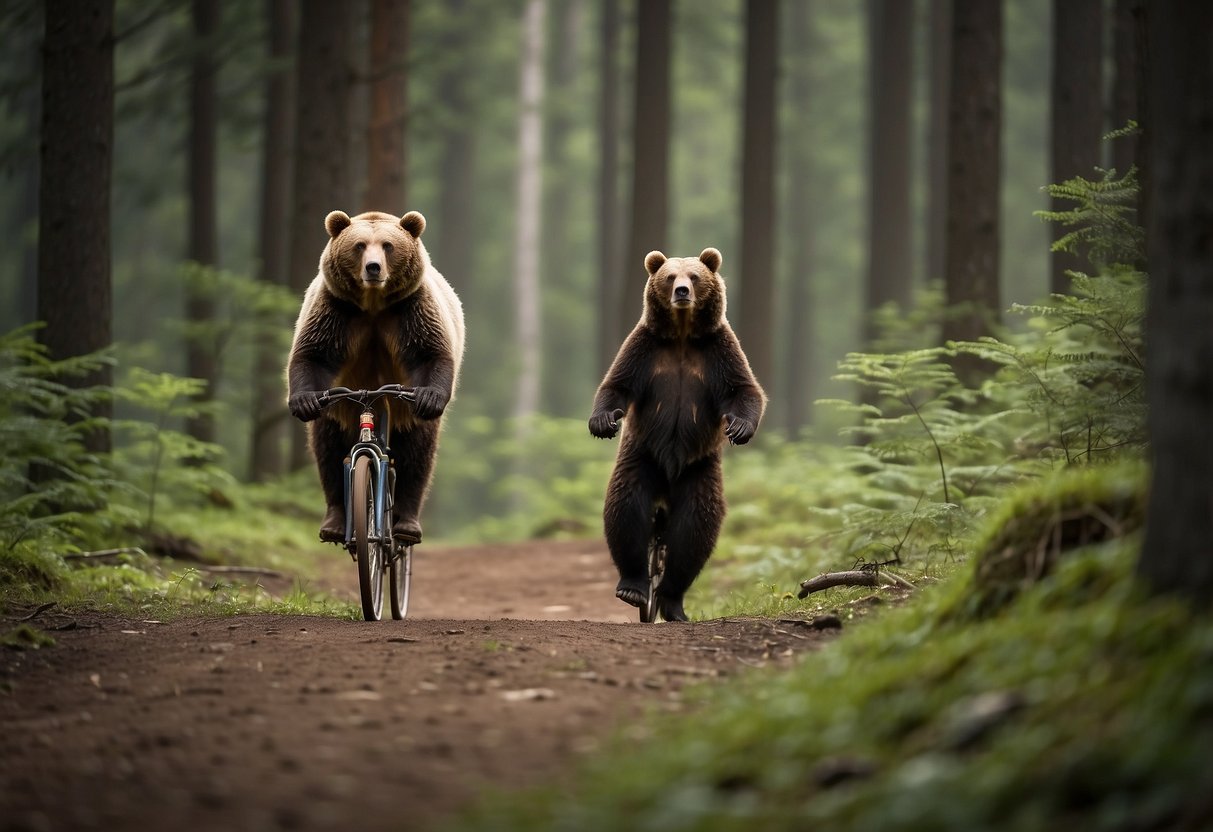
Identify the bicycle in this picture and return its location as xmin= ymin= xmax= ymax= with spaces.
xmin=316 ymin=383 xmax=418 ymax=621
xmin=639 ymin=506 xmax=668 ymax=623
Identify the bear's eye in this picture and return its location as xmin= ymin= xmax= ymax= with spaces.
xmin=665 ymin=274 xmax=675 ymax=284
xmin=354 ymin=242 xmax=366 ymax=252
xmin=382 ymin=242 xmax=393 ymax=254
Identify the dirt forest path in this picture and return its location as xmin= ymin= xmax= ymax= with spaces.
xmin=1 ymin=540 xmax=838 ymax=832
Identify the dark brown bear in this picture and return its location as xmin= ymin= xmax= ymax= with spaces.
xmin=287 ymin=210 xmax=464 ymax=544
xmin=589 ymin=248 xmax=766 ymax=621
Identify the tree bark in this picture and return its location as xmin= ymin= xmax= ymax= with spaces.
xmin=250 ymin=0 xmax=296 ymax=482
xmin=186 ymin=0 xmax=219 ymax=445
xmin=596 ymin=0 xmax=622 ymax=379
xmin=864 ymin=0 xmax=913 ymax=344
xmin=737 ymin=0 xmax=779 ymax=397
xmin=782 ymin=0 xmax=813 ymax=436
xmin=1138 ymin=0 xmax=1213 ymax=604
xmin=620 ymin=0 xmax=671 ymax=345
xmin=1048 ymin=0 xmax=1103 ymax=295
xmin=513 ymin=0 xmax=546 ymax=422
xmin=287 ymin=0 xmax=353 ymax=469
xmin=38 ymin=0 xmax=113 ymax=453
xmin=435 ymin=0 xmax=476 ymax=313
xmin=364 ymin=0 xmax=409 ymax=212
xmin=941 ymin=0 xmax=1002 ymax=378
xmin=1110 ymin=0 xmax=1143 ymax=176
xmin=925 ymin=0 xmax=952 ymax=286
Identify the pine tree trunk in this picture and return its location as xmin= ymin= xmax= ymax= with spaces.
xmin=250 ymin=0 xmax=296 ymax=482
xmin=737 ymin=0 xmax=779 ymax=398
xmin=1138 ymin=0 xmax=1213 ymax=604
xmin=513 ymin=0 xmax=546 ymax=422
xmin=941 ymin=0 xmax=1002 ymax=379
xmin=1048 ymin=0 xmax=1103 ymax=294
xmin=186 ymin=0 xmax=219 ymax=446
xmin=1110 ymin=0 xmax=1143 ymax=176
xmin=620 ymin=0 xmax=671 ymax=345
xmin=925 ymin=0 xmax=952 ymax=286
xmin=38 ymin=0 xmax=113 ymax=453
xmin=596 ymin=0 xmax=622 ymax=379
xmin=865 ymin=0 xmax=913 ymax=344
xmin=364 ymin=0 xmax=409 ymax=212
xmin=287 ymin=0 xmax=353 ymax=470
xmin=435 ymin=0 xmax=476 ymax=311
xmin=782 ymin=0 xmax=814 ymax=436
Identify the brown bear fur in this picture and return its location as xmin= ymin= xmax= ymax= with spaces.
xmin=589 ymin=248 xmax=766 ymax=621
xmin=287 ymin=210 xmax=464 ymax=543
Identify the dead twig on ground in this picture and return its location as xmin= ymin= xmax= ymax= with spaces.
xmin=797 ymin=570 xmax=914 ymax=599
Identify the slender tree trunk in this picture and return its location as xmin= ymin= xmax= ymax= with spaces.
xmin=925 ymin=0 xmax=952 ymax=286
xmin=1138 ymin=0 xmax=1213 ymax=604
xmin=364 ymin=0 xmax=409 ymax=212
xmin=38 ymin=0 xmax=113 ymax=453
xmin=186 ymin=0 xmax=219 ymax=445
xmin=596 ymin=0 xmax=622 ymax=378
xmin=435 ymin=0 xmax=476 ymax=301
xmin=864 ymin=0 xmax=913 ymax=344
xmin=1110 ymin=0 xmax=1143 ymax=175
xmin=782 ymin=0 xmax=814 ymax=436
xmin=1048 ymin=0 xmax=1103 ymax=295
xmin=287 ymin=0 xmax=353 ymax=469
xmin=250 ymin=0 xmax=295 ymax=482
xmin=941 ymin=0 xmax=1002 ymax=379
xmin=738 ymin=0 xmax=779 ymax=396
xmin=513 ymin=0 xmax=546 ymax=422
xmin=620 ymin=0 xmax=671 ymax=345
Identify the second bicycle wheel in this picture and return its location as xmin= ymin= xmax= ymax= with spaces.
xmin=389 ymin=543 xmax=412 ymax=620
xmin=353 ymin=456 xmax=384 ymax=621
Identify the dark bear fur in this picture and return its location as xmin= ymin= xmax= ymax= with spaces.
xmin=589 ymin=248 xmax=766 ymax=621
xmin=287 ymin=210 xmax=464 ymax=544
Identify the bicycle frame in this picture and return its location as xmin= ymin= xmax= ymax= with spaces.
xmin=341 ymin=398 xmax=395 ymax=552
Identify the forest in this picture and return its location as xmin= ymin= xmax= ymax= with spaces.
xmin=2 ymin=0 xmax=1212 ymax=829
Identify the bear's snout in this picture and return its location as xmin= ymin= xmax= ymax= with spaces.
xmin=672 ymin=276 xmax=693 ymax=307
xmin=364 ymin=261 xmax=383 ymax=282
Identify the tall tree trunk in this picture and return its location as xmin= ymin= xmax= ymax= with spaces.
xmin=364 ymin=0 xmax=409 ymax=212
xmin=941 ymin=0 xmax=1002 ymax=379
xmin=864 ymin=0 xmax=913 ymax=344
xmin=1138 ymin=0 xmax=1213 ymax=604
xmin=1048 ymin=0 xmax=1103 ymax=295
xmin=435 ymin=0 xmax=476 ymax=305
xmin=619 ymin=0 xmax=671 ymax=345
xmin=737 ymin=0 xmax=779 ymax=396
xmin=38 ymin=0 xmax=113 ymax=453
xmin=542 ymin=0 xmax=586 ymax=416
xmin=287 ymin=0 xmax=353 ymax=469
xmin=925 ymin=0 xmax=952 ymax=286
xmin=250 ymin=0 xmax=296 ymax=482
xmin=186 ymin=0 xmax=219 ymax=446
xmin=1110 ymin=0 xmax=1143 ymax=176
xmin=782 ymin=0 xmax=814 ymax=436
xmin=596 ymin=0 xmax=622 ymax=378
xmin=513 ymin=0 xmax=546 ymax=422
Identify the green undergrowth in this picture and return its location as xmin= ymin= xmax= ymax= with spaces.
xmin=450 ymin=531 xmax=1213 ymax=832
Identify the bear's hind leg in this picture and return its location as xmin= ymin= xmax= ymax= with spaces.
xmin=389 ymin=420 xmax=439 ymax=544
xmin=656 ymin=456 xmax=725 ymax=621
xmin=309 ymin=417 xmax=356 ymax=542
xmin=604 ymin=452 xmax=665 ymax=608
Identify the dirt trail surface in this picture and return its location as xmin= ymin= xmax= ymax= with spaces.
xmin=1 ymin=540 xmax=837 ymax=832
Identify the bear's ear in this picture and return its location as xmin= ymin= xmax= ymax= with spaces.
xmin=325 ymin=211 xmax=352 ymax=238
xmin=400 ymin=211 xmax=426 ymax=238
xmin=698 ymin=247 xmax=722 ymax=273
xmin=644 ymin=251 xmax=667 ymax=276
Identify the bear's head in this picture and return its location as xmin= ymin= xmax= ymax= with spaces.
xmin=320 ymin=210 xmax=428 ymax=311
xmin=641 ymin=248 xmax=726 ymax=339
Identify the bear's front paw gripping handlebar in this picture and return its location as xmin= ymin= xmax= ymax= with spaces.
xmin=317 ymin=384 xmax=418 ymax=409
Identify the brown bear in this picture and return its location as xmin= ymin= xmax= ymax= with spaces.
xmin=287 ymin=210 xmax=464 ymax=544
xmin=589 ymin=247 xmax=766 ymax=621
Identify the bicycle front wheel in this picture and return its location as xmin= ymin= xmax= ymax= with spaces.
xmin=353 ymin=456 xmax=384 ymax=621
xmin=639 ymin=538 xmax=664 ymax=624
xmin=389 ymin=543 xmax=412 ymax=620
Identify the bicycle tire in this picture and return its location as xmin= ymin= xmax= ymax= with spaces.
xmin=639 ymin=538 xmax=663 ymax=623
xmin=353 ymin=456 xmax=384 ymax=621
xmin=389 ymin=542 xmax=412 ymax=620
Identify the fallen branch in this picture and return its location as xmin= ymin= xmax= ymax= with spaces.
xmin=61 ymin=547 xmax=147 ymax=561
xmin=798 ymin=570 xmax=914 ymax=599
xmin=5 ymin=601 xmax=57 ymax=622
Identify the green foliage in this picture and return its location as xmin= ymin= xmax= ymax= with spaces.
xmin=1 ymin=623 xmax=55 ymax=651
xmin=1036 ymin=160 xmax=1144 ymax=269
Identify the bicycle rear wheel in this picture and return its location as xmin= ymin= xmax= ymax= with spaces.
xmin=353 ymin=456 xmax=384 ymax=621
xmin=639 ymin=538 xmax=664 ymax=623
xmin=389 ymin=543 xmax=412 ymax=620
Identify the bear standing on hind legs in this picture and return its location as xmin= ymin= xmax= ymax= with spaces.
xmin=590 ymin=248 xmax=766 ymax=622
xmin=287 ymin=210 xmax=464 ymax=545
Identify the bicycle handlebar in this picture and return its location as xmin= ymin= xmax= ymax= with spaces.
xmin=317 ymin=384 xmax=418 ymax=408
